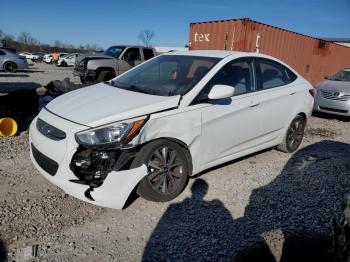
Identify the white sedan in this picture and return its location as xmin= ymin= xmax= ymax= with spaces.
xmin=57 ymin=53 xmax=80 ymax=67
xmin=18 ymin=52 xmax=38 ymax=61
xmin=29 ymin=51 xmax=314 ymax=209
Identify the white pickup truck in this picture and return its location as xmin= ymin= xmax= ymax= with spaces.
xmin=73 ymin=45 xmax=156 ymax=83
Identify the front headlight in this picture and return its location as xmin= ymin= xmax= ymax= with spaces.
xmin=75 ymin=116 xmax=147 ymax=146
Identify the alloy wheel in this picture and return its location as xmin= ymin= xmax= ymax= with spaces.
xmin=146 ymin=146 xmax=184 ymax=195
xmin=287 ymin=119 xmax=304 ymax=149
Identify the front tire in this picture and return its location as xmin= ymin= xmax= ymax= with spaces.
xmin=131 ymin=139 xmax=191 ymax=202
xmin=96 ymin=70 xmax=115 ymax=83
xmin=80 ymin=76 xmax=88 ymax=84
xmin=4 ymin=62 xmax=17 ymax=72
xmin=277 ymin=115 xmax=306 ymax=153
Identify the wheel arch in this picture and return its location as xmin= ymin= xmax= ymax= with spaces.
xmin=96 ymin=67 xmax=115 ymax=74
xmin=3 ymin=60 xmax=17 ymax=71
xmin=137 ymin=137 xmax=194 ymax=175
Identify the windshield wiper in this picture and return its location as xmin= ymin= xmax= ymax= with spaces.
xmin=110 ymin=80 xmax=152 ymax=94
xmin=126 ymin=85 xmax=153 ymax=95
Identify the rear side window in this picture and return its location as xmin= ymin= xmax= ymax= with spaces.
xmin=143 ymin=49 xmax=154 ymax=60
xmin=258 ymin=59 xmax=297 ymax=89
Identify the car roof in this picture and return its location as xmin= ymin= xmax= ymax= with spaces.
xmin=165 ymin=50 xmax=280 ymax=59
xmin=109 ymin=45 xmax=154 ymax=49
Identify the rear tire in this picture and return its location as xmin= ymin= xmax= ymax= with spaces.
xmin=61 ymin=61 xmax=67 ymax=67
xmin=277 ymin=115 xmax=306 ymax=153
xmin=131 ymin=139 xmax=191 ymax=202
xmin=96 ymin=70 xmax=115 ymax=83
xmin=4 ymin=62 xmax=17 ymax=72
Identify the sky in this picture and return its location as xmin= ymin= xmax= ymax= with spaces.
xmin=0 ymin=0 xmax=349 ymax=49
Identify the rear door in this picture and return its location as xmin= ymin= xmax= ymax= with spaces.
xmin=254 ymin=58 xmax=298 ymax=145
xmin=196 ymin=58 xmax=262 ymax=167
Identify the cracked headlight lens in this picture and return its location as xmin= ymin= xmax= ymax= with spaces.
xmin=75 ymin=116 xmax=146 ymax=146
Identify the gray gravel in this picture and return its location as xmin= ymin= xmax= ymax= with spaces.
xmin=0 ymin=63 xmax=350 ymax=261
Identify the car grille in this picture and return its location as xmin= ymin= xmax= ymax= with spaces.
xmin=31 ymin=144 xmax=59 ymax=176
xmin=319 ymin=106 xmax=348 ymax=114
xmin=74 ymin=59 xmax=86 ymax=73
xmin=321 ymin=90 xmax=350 ymax=101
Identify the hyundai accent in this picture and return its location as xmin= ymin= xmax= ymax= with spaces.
xmin=29 ymin=51 xmax=314 ymax=209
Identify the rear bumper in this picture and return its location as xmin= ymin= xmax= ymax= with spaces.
xmin=29 ymin=110 xmax=147 ymax=209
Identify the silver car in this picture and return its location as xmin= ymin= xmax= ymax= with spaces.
xmin=0 ymin=48 xmax=28 ymax=72
xmin=314 ymin=68 xmax=350 ymax=117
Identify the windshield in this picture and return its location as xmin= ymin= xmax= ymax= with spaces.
xmin=104 ymin=46 xmax=126 ymax=58
xmin=109 ymin=55 xmax=220 ymax=96
xmin=329 ymin=69 xmax=350 ymax=82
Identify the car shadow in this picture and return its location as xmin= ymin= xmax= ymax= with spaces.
xmin=0 ymin=74 xmax=30 ymax=78
xmin=143 ymin=140 xmax=350 ymax=261
xmin=0 ymin=240 xmax=7 ymax=262
xmin=312 ymin=110 xmax=350 ymax=122
xmin=22 ymin=70 xmax=46 ymax=73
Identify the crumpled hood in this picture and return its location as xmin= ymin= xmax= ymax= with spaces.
xmin=45 ymin=83 xmax=180 ymax=127
xmin=315 ymin=80 xmax=350 ymax=93
xmin=75 ymin=53 xmax=114 ymax=65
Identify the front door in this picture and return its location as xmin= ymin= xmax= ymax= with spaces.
xmin=118 ymin=48 xmax=142 ymax=74
xmin=197 ymin=58 xmax=261 ymax=168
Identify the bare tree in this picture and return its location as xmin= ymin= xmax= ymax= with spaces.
xmin=17 ymin=32 xmax=39 ymax=46
xmin=138 ymin=30 xmax=155 ymax=47
xmin=54 ymin=40 xmax=62 ymax=48
xmin=17 ymin=32 xmax=31 ymax=45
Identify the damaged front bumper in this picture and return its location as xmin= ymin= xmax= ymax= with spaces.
xmin=29 ymin=110 xmax=148 ymax=209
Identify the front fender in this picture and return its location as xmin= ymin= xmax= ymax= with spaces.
xmin=134 ymin=106 xmax=203 ymax=175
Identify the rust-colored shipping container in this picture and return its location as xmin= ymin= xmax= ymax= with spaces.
xmin=189 ymin=18 xmax=350 ymax=84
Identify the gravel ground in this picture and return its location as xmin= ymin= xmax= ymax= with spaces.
xmin=0 ymin=62 xmax=80 ymax=94
xmin=0 ymin=63 xmax=350 ymax=261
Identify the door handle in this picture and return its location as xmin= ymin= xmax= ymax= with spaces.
xmin=289 ymin=92 xmax=296 ymax=95
xmin=250 ymin=102 xmax=260 ymax=107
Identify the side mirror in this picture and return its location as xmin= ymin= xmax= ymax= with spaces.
xmin=208 ymin=85 xmax=235 ymax=100
xmin=324 ymin=75 xmax=329 ymax=80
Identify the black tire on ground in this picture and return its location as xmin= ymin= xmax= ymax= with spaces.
xmin=96 ymin=70 xmax=116 ymax=83
xmin=131 ymin=139 xmax=191 ymax=202
xmin=277 ymin=115 xmax=306 ymax=153
xmin=3 ymin=62 xmax=17 ymax=72
xmin=61 ymin=61 xmax=67 ymax=67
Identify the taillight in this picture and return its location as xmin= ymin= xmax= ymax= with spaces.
xmin=309 ymin=88 xmax=316 ymax=97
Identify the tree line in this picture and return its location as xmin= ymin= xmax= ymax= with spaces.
xmin=0 ymin=29 xmax=102 ymax=53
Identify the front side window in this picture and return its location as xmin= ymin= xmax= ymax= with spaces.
xmin=109 ymin=55 xmax=219 ymax=96
xmin=195 ymin=59 xmax=254 ymax=102
xmin=122 ymin=48 xmax=141 ymax=61
xmin=258 ymin=59 xmax=296 ymax=89
xmin=104 ymin=46 xmax=126 ymax=58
